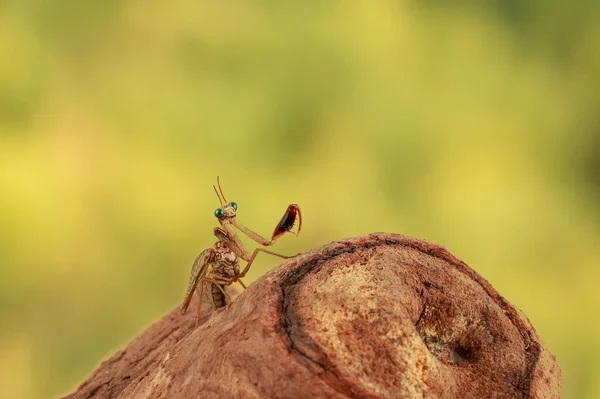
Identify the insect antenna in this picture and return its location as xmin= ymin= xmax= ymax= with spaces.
xmin=213 ymin=184 xmax=224 ymax=206
xmin=217 ymin=176 xmax=228 ymax=203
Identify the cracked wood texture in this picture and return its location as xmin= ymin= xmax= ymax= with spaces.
xmin=64 ymin=233 xmax=561 ymax=399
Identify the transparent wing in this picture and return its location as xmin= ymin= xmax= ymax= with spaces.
xmin=180 ymin=248 xmax=214 ymax=314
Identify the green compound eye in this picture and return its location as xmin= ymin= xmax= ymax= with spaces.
xmin=214 ymin=208 xmax=224 ymax=218
xmin=229 ymin=202 xmax=237 ymax=211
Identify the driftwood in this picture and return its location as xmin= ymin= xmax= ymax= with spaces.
xmin=64 ymin=233 xmax=561 ymax=398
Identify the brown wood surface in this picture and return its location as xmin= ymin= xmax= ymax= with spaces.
xmin=64 ymin=233 xmax=561 ymax=399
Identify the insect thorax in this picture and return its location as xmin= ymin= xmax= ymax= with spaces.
xmin=212 ymin=241 xmax=240 ymax=278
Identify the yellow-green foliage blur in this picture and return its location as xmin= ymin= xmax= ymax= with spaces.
xmin=1 ymin=1 xmax=599 ymax=398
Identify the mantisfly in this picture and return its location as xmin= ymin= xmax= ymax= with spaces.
xmin=180 ymin=177 xmax=302 ymax=328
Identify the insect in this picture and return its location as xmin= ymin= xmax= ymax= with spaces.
xmin=180 ymin=177 xmax=302 ymax=328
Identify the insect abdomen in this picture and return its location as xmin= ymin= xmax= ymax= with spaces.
xmin=211 ymin=283 xmax=227 ymax=308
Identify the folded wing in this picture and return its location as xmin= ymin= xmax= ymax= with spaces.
xmin=180 ymin=247 xmax=214 ymax=314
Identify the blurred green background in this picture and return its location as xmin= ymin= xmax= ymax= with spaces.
xmin=1 ymin=1 xmax=599 ymax=398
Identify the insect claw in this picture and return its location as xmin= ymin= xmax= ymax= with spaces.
xmin=272 ymin=204 xmax=302 ymax=241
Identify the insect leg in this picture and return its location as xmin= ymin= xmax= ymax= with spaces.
xmin=194 ymin=279 xmax=205 ymax=329
xmin=229 ymin=220 xmax=273 ymax=246
xmin=239 ymin=248 xmax=298 ymax=278
xmin=272 ymin=204 xmax=302 ymax=241
xmin=230 ymin=204 xmax=302 ymax=246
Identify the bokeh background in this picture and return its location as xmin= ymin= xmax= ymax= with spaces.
xmin=1 ymin=1 xmax=599 ymax=398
